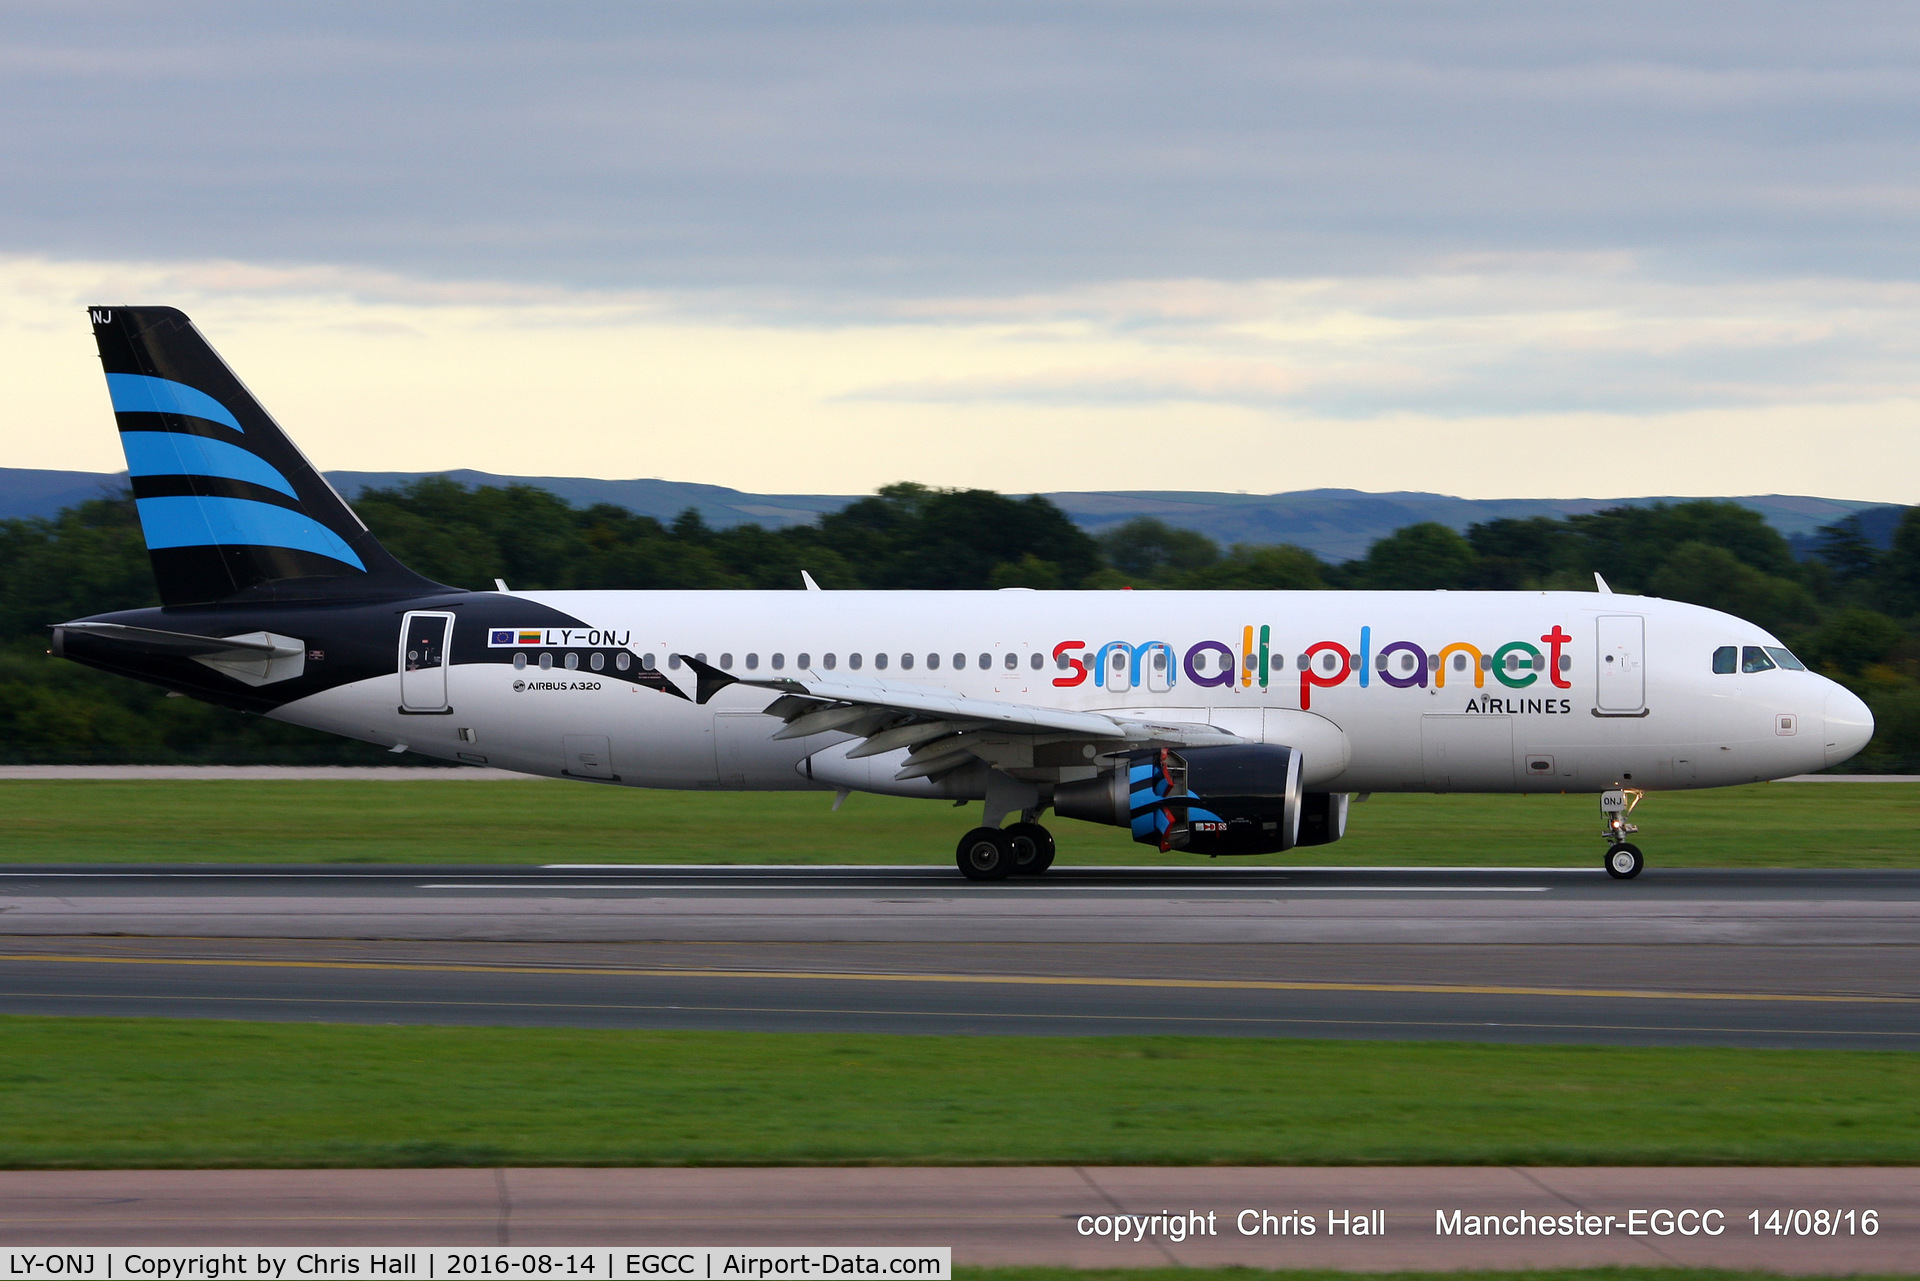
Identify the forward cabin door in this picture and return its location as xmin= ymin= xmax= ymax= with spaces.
xmin=399 ymin=611 xmax=454 ymax=712
xmin=1595 ymin=615 xmax=1646 ymax=714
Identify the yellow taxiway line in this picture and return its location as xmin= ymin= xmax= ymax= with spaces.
xmin=0 ymin=951 xmax=1906 ymax=1004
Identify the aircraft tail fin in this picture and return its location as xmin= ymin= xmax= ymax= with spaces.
xmin=88 ymin=306 xmax=442 ymax=606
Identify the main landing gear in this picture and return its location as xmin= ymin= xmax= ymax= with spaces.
xmin=954 ymin=820 xmax=1056 ymax=880
xmin=1601 ymin=787 xmax=1646 ymax=880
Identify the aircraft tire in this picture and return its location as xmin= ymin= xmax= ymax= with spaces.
xmin=1005 ymin=822 xmax=1056 ymax=875
xmin=1604 ymin=842 xmax=1644 ymax=880
xmin=956 ymin=827 xmax=1018 ymax=880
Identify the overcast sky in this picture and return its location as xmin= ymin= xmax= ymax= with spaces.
xmin=5 ymin=2 xmax=1919 ymax=500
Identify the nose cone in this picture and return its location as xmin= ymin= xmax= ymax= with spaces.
xmin=1823 ymin=686 xmax=1875 ymax=768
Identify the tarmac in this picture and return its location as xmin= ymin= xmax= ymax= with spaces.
xmin=1 ymin=1167 xmax=1913 ymax=1271
xmin=1 ymin=866 xmax=1916 ymax=1047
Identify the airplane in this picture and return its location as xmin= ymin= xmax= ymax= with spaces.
xmin=53 ymin=307 xmax=1876 ymax=881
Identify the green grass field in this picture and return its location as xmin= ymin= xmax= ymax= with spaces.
xmin=0 ymin=1018 xmax=1913 ymax=1168
xmin=0 ymin=779 xmax=1913 ymax=866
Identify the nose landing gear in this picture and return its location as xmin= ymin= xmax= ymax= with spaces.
xmin=1601 ymin=787 xmax=1645 ymax=879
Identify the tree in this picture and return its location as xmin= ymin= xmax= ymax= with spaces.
xmin=1097 ymin=518 xmax=1220 ymax=584
xmin=1644 ymin=542 xmax=1818 ymax=636
xmin=1797 ymin=608 xmax=1907 ymax=676
xmin=1567 ymin=501 xmax=1796 ymax=588
xmin=1348 ymin=523 xmax=1476 ymax=590
xmin=1179 ymin=544 xmax=1327 ymax=590
xmin=1812 ymin=515 xmax=1881 ymax=584
xmin=815 ymin=484 xmax=1102 ymax=589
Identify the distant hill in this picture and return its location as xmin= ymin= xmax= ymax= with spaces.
xmin=2 ymin=466 xmax=1900 ymax=564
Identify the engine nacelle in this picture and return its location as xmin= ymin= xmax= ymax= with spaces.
xmin=1056 ymin=744 xmax=1303 ymax=855
xmin=1295 ymin=791 xmax=1350 ymax=846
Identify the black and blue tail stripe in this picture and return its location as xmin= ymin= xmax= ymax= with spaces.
xmin=90 ymin=306 xmax=440 ymax=606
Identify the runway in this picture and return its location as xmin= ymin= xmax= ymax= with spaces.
xmin=1 ymin=865 xmax=1917 ymax=1047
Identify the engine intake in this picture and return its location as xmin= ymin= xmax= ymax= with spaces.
xmin=1056 ymin=744 xmax=1303 ymax=854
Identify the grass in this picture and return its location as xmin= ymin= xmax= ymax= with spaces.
xmin=0 ymin=779 xmax=1914 ymax=866
xmin=0 ymin=1018 xmax=1914 ymax=1168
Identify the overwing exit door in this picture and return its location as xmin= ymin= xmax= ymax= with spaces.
xmin=399 ymin=611 xmax=454 ymax=712
xmin=1595 ymin=615 xmax=1646 ymax=713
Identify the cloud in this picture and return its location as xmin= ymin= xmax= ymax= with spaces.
xmin=3 ymin=4 xmax=1920 ymax=291
xmin=4 ymin=251 xmax=1917 ymax=506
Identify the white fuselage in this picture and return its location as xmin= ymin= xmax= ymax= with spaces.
xmin=275 ymin=589 xmax=1872 ymax=795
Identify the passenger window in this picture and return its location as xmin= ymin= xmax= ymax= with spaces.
xmin=589 ymin=652 xmax=605 ymax=671
xmin=1452 ymin=653 xmax=1468 ymax=671
xmin=667 ymin=654 xmax=680 ymax=670
xmin=1712 ymin=646 xmax=1736 ymax=674
xmin=564 ymin=653 xmax=579 ymax=670
xmin=978 ymin=653 xmax=991 ymax=669
xmin=540 ymin=653 xmax=554 ymax=670
xmin=823 ymin=653 xmax=837 ymax=670
xmin=616 ymin=652 xmax=631 ymax=671
xmin=1004 ymin=652 xmax=1017 ymax=670
xmin=720 ymin=653 xmax=733 ymax=668
xmin=745 ymin=653 xmax=758 ymax=670
xmin=1742 ymin=646 xmax=1776 ymax=673
xmin=797 ymin=652 xmax=811 ymax=669
xmin=1765 ymin=646 xmax=1807 ymax=671
xmin=642 ymin=654 xmax=656 ymax=670
xmin=513 ymin=652 xmax=528 ymax=670
xmin=874 ymin=653 xmax=887 ymax=670
xmin=1559 ymin=654 xmax=1570 ymax=671
xmin=1153 ymin=652 xmax=1167 ymax=672
xmin=771 ymin=653 xmax=785 ymax=670
xmin=695 ymin=653 xmax=707 ymax=664
xmin=901 ymin=653 xmax=914 ymax=670
xmin=1029 ymin=652 xmax=1042 ymax=670
xmin=1057 ymin=653 xmax=1070 ymax=670
xmin=850 ymin=653 xmax=863 ymax=670
xmin=927 ymin=653 xmax=940 ymax=670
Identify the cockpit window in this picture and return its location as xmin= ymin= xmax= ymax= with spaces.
xmin=1712 ymin=645 xmax=1736 ymax=674
xmin=1764 ymin=646 xmax=1807 ymax=671
xmin=1742 ymin=645 xmax=1776 ymax=673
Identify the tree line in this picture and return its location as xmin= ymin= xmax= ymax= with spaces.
xmin=2 ymin=478 xmax=1915 ymax=768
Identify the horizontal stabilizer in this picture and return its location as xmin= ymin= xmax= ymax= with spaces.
xmin=52 ymin=621 xmax=281 ymax=657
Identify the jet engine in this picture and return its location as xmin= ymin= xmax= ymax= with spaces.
xmin=1054 ymin=744 xmax=1305 ymax=854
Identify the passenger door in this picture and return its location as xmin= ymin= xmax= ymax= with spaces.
xmin=398 ymin=611 xmax=454 ymax=713
xmin=1595 ymin=615 xmax=1646 ymax=714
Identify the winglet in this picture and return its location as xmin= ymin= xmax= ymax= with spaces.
xmin=674 ymin=653 xmax=738 ymax=704
xmin=801 ymin=570 xmax=822 ymax=591
xmin=1594 ymin=572 xmax=1614 ymax=594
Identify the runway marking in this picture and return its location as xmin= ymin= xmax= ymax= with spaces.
xmin=1 ymin=987 xmax=1914 ymax=1042
xmin=417 ymin=883 xmax=1551 ymax=892
xmin=0 ymin=951 xmax=1905 ymax=1005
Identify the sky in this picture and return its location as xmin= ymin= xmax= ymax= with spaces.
xmin=3 ymin=2 xmax=1920 ymax=502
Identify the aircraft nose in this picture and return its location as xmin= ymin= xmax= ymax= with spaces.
xmin=1823 ymin=685 xmax=1875 ymax=768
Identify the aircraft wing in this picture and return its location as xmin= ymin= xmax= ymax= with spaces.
xmin=674 ymin=654 xmax=1239 ymax=781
